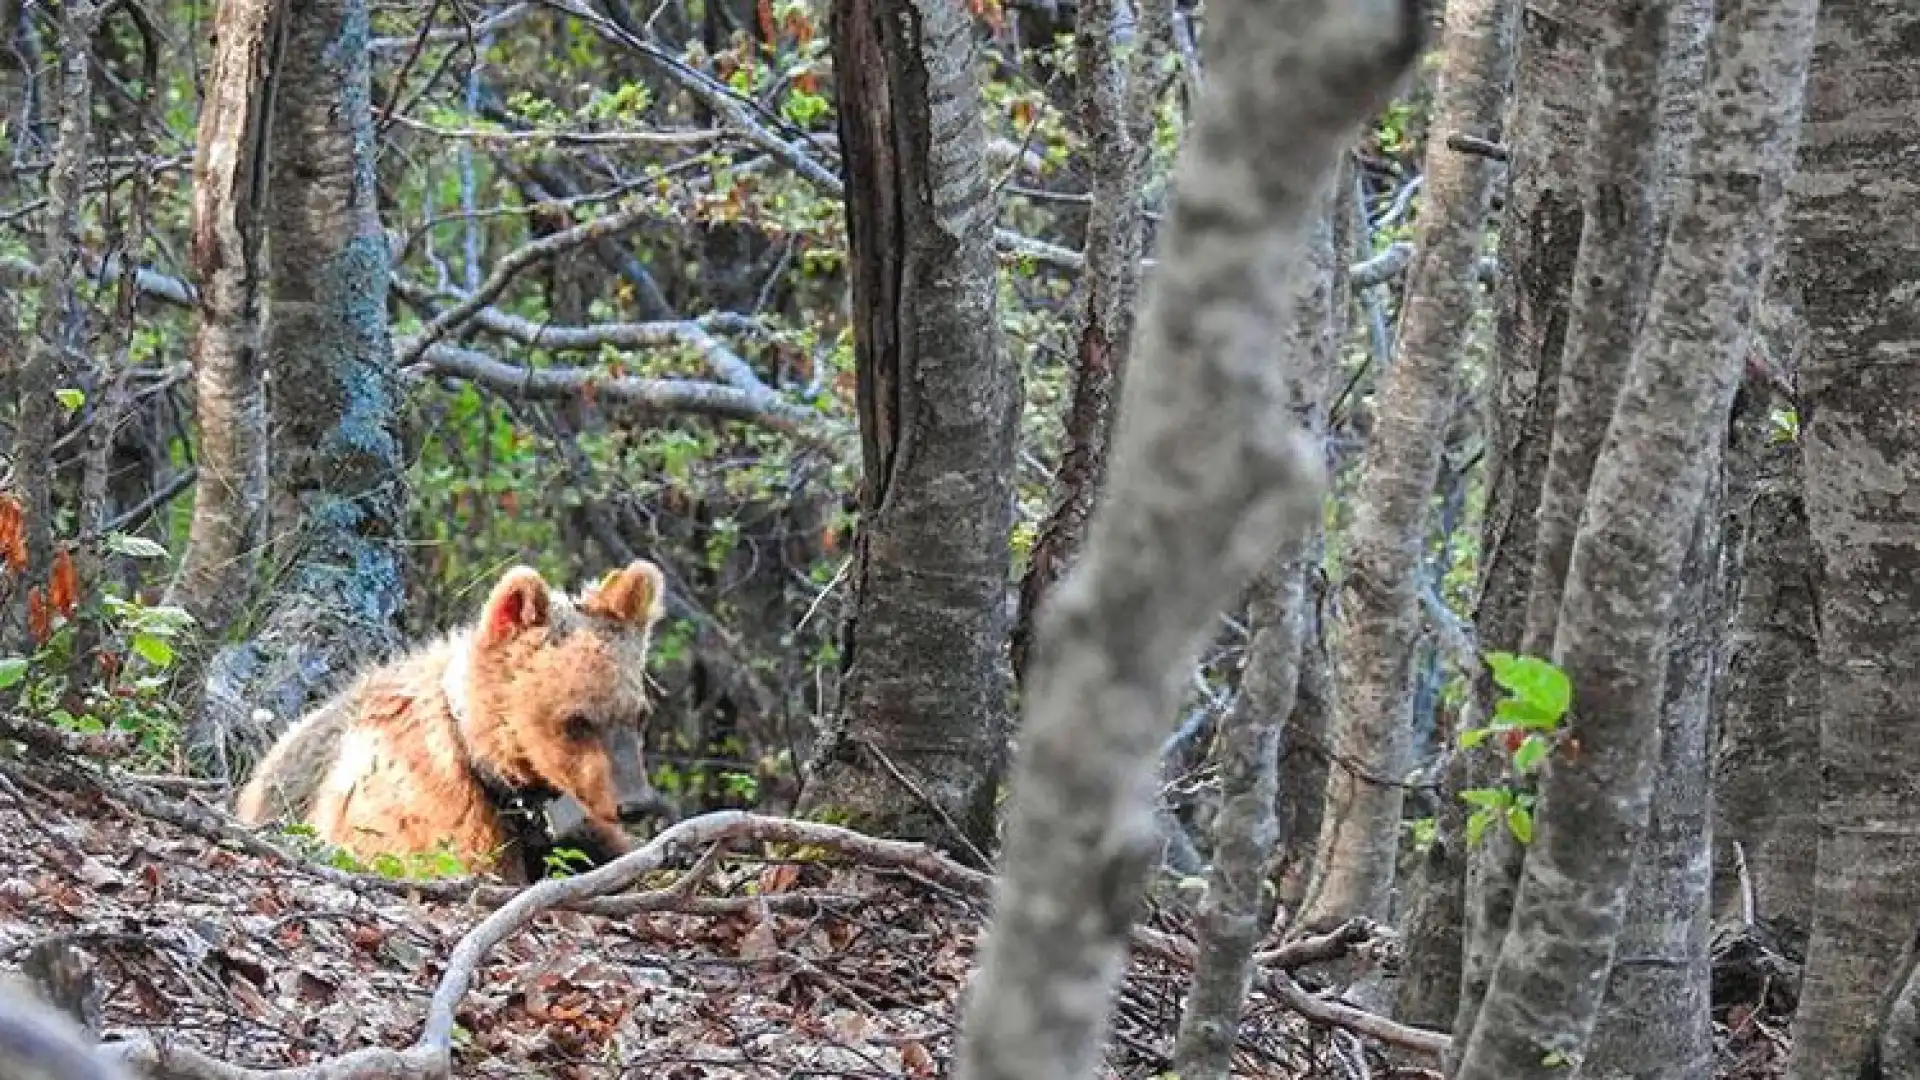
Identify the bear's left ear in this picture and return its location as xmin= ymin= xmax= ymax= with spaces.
xmin=582 ymin=559 xmax=666 ymax=626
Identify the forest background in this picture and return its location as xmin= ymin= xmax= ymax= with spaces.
xmin=0 ymin=0 xmax=1915 ymax=1077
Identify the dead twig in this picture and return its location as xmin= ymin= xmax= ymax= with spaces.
xmin=0 ymin=715 xmax=134 ymax=758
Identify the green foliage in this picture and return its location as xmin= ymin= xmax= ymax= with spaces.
xmin=1769 ymin=406 xmax=1800 ymax=443
xmin=1406 ymin=815 xmax=1438 ymax=854
xmin=1457 ymin=651 xmax=1572 ymax=848
xmin=543 ymin=846 xmax=596 ymax=878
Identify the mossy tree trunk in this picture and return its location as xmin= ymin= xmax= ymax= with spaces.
xmin=186 ymin=0 xmax=409 ymax=778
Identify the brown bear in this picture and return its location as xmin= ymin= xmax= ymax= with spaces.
xmin=234 ymin=559 xmax=672 ymax=882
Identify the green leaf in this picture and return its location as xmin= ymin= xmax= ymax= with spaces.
xmin=1466 ymin=807 xmax=1494 ymax=847
xmin=1507 ymin=805 xmax=1534 ymax=844
xmin=1513 ymin=734 xmax=1551 ymax=774
xmin=1485 ymin=651 xmax=1572 ymax=719
xmin=1458 ymin=787 xmax=1512 ymax=810
xmin=1493 ymin=696 xmax=1563 ymax=730
xmin=1457 ymin=726 xmax=1492 ymax=750
xmin=55 ymin=388 xmax=85 ymax=411
xmin=0 ymin=657 xmax=27 ymax=689
xmin=105 ymin=532 xmax=170 ymax=559
xmin=130 ymin=633 xmax=174 ymax=668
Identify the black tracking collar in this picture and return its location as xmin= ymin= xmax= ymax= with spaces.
xmin=467 ymin=760 xmax=562 ymax=881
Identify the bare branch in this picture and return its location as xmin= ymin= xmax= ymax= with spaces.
xmin=392 ymin=202 xmax=661 ymax=366
xmin=412 ymin=343 xmax=846 ymax=448
xmin=385 ymin=114 xmax=726 ymax=147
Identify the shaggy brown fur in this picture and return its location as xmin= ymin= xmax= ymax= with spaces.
xmin=234 ymin=560 xmax=669 ymax=881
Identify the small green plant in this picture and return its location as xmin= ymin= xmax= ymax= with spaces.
xmin=543 ymin=845 xmax=595 ymax=878
xmin=1405 ymin=815 xmax=1438 ymax=854
xmin=1769 ymin=406 xmax=1800 ymax=444
xmin=1455 ymin=651 xmax=1572 ymax=847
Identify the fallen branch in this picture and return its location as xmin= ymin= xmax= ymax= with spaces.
xmin=0 ymin=715 xmax=134 ymax=759
xmin=1265 ymin=971 xmax=1451 ymax=1058
xmin=99 ymin=810 xmax=990 ymax=1079
xmin=16 ymin=753 xmax=1444 ymax=1072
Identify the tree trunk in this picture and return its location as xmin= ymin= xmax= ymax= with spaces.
xmin=950 ymin=0 xmax=1423 ymax=1074
xmin=1450 ymin=0 xmax=1592 ymax=1041
xmin=1517 ymin=0 xmax=1670 ymax=660
xmin=1451 ymin=0 xmax=1817 ymax=1072
xmin=184 ymin=0 xmax=408 ymax=778
xmin=1008 ymin=0 xmax=1168 ymax=687
xmin=9 ymin=0 xmax=95 ymax=653
xmin=1170 ymin=173 xmax=1344 ymax=1080
xmin=1302 ymin=0 xmax=1516 ymax=927
xmin=1582 ymin=442 xmax=1724 ymax=1080
xmin=1783 ymin=2 xmax=1920 ymax=1074
xmin=165 ymin=0 xmax=280 ymax=653
xmin=796 ymin=0 xmax=1020 ymax=852
xmin=1709 ymin=374 xmax=1819 ymax=943
xmin=1581 ymin=7 xmax=1719 ymax=1074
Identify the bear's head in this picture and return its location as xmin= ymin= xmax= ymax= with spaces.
xmin=457 ymin=559 xmax=670 ymax=834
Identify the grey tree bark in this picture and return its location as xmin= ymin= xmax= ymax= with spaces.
xmin=1169 ymin=175 xmax=1344 ymax=1080
xmin=1517 ymin=0 xmax=1671 ymax=660
xmin=1709 ymin=370 xmax=1819 ymax=943
xmin=182 ymin=0 xmax=410 ymax=778
xmin=165 ymin=0 xmax=282 ymax=652
xmin=795 ymin=0 xmax=1020 ymax=852
xmin=0 ymin=985 xmax=133 ymax=1080
xmin=1009 ymin=0 xmax=1169 ymax=687
xmin=1449 ymin=0 xmax=1593 ymax=1040
xmin=1782 ymin=2 xmax=1920 ymax=1075
xmin=1580 ymin=8 xmax=1718 ymax=1076
xmin=1301 ymin=0 xmax=1515 ymax=927
xmin=950 ymin=2 xmax=1423 ymax=1077
xmin=1582 ymin=451 xmax=1723 ymax=1080
xmin=1450 ymin=0 xmax=1817 ymax=1073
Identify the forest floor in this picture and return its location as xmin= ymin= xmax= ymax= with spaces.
xmin=0 ymin=747 xmax=1797 ymax=1079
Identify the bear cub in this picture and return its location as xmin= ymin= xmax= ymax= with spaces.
xmin=234 ymin=559 xmax=671 ymax=882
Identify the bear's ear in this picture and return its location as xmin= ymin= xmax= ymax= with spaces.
xmin=477 ymin=566 xmax=552 ymax=649
xmin=582 ymin=559 xmax=666 ymax=626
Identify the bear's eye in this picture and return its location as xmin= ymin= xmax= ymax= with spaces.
xmin=563 ymin=714 xmax=597 ymax=742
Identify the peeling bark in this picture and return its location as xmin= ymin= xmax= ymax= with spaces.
xmin=1782 ymin=2 xmax=1920 ymax=1075
xmin=795 ymin=0 xmax=1019 ymax=851
xmin=1303 ymin=0 xmax=1515 ymax=928
xmin=1451 ymin=0 xmax=1817 ymax=1072
xmin=184 ymin=0 xmax=408 ymax=779
xmin=950 ymin=1 xmax=1423 ymax=1075
xmin=165 ymin=0 xmax=281 ymax=651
